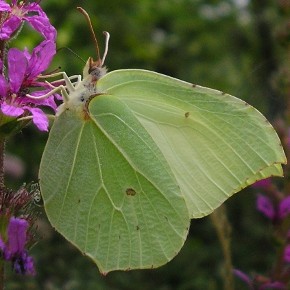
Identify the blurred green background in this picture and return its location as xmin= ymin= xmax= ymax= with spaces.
xmin=5 ymin=0 xmax=290 ymax=289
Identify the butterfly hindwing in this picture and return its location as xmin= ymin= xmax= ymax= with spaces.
xmin=40 ymin=100 xmax=189 ymax=274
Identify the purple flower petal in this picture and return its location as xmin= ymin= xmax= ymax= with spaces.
xmin=0 ymin=75 xmax=8 ymax=96
xmin=26 ymin=40 xmax=56 ymax=80
xmin=26 ymin=15 xmax=57 ymax=41
xmin=257 ymin=194 xmax=275 ymax=219
xmin=28 ymin=89 xmax=59 ymax=111
xmin=259 ymin=281 xmax=286 ymax=290
xmin=0 ymin=235 xmax=5 ymax=252
xmin=22 ymin=252 xmax=35 ymax=276
xmin=13 ymin=251 xmax=35 ymax=276
xmin=40 ymin=96 xmax=58 ymax=111
xmin=22 ymin=47 xmax=31 ymax=61
xmin=252 ymin=178 xmax=272 ymax=189
xmin=0 ymin=1 xmax=56 ymax=41
xmin=8 ymin=48 xmax=27 ymax=92
xmin=7 ymin=217 xmax=28 ymax=256
xmin=0 ymin=16 xmax=21 ymax=40
xmin=233 ymin=269 xmax=254 ymax=289
xmin=0 ymin=1 xmax=11 ymax=11
xmin=1 ymin=103 xmax=24 ymax=117
xmin=0 ymin=217 xmax=35 ymax=276
xmin=0 ymin=3 xmax=57 ymax=132
xmin=278 ymin=196 xmax=290 ymax=219
xmin=24 ymin=2 xmax=56 ymax=41
xmin=0 ymin=42 xmax=57 ymax=131
xmin=26 ymin=107 xmax=49 ymax=131
xmin=284 ymin=245 xmax=290 ymax=263
xmin=25 ymin=2 xmax=46 ymax=16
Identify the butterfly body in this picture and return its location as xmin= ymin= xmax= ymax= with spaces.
xmin=56 ymin=57 xmax=107 ymax=116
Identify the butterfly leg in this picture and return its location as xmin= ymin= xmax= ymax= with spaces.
xmin=26 ymin=70 xmax=82 ymax=101
xmin=38 ymin=72 xmax=82 ymax=93
xmin=38 ymin=71 xmax=81 ymax=84
xmin=55 ymin=86 xmax=71 ymax=116
xmin=25 ymin=85 xmax=67 ymax=100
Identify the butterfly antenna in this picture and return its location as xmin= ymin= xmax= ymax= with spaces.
xmin=77 ymin=7 xmax=101 ymax=64
xmin=101 ymin=31 xmax=110 ymax=66
xmin=57 ymin=47 xmax=86 ymax=64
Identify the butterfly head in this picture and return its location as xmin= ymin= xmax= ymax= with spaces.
xmin=83 ymin=54 xmax=108 ymax=81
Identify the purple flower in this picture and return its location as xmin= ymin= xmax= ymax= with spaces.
xmin=12 ymin=250 xmax=35 ymax=275
xmin=0 ymin=236 xmax=5 ymax=252
xmin=6 ymin=217 xmax=27 ymax=257
xmin=256 ymin=194 xmax=290 ymax=221
xmin=0 ymin=40 xmax=58 ymax=131
xmin=253 ymin=178 xmax=272 ymax=190
xmin=0 ymin=217 xmax=35 ymax=275
xmin=233 ymin=269 xmax=287 ymax=290
xmin=233 ymin=269 xmax=254 ymax=289
xmin=286 ymin=127 xmax=290 ymax=148
xmin=0 ymin=0 xmax=56 ymax=41
xmin=259 ymin=281 xmax=286 ymax=290
xmin=278 ymin=196 xmax=290 ymax=219
xmin=257 ymin=194 xmax=275 ymax=220
xmin=284 ymin=245 xmax=290 ymax=263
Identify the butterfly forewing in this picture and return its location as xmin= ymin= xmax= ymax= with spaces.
xmin=96 ymin=69 xmax=286 ymax=218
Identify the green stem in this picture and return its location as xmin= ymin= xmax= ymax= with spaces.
xmin=0 ymin=13 xmax=6 ymax=289
xmin=0 ymin=261 xmax=4 ymax=290
xmin=0 ymin=139 xmax=5 ymax=190
xmin=0 ymin=138 xmax=5 ymax=290
xmin=210 ymin=205 xmax=234 ymax=290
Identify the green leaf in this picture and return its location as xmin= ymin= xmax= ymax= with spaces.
xmin=0 ymin=113 xmax=30 ymax=138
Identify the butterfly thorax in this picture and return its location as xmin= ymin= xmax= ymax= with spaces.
xmin=56 ymin=57 xmax=107 ymax=116
xmin=72 ymin=58 xmax=107 ymax=104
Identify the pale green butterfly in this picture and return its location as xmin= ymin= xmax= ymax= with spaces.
xmin=39 ymin=7 xmax=286 ymax=274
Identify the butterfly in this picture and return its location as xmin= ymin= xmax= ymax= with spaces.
xmin=39 ymin=7 xmax=286 ymax=274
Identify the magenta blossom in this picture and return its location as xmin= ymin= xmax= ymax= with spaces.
xmin=233 ymin=269 xmax=287 ymax=290
xmin=259 ymin=282 xmax=286 ymax=290
xmin=252 ymin=178 xmax=272 ymax=190
xmin=257 ymin=194 xmax=290 ymax=221
xmin=0 ymin=217 xmax=35 ymax=275
xmin=233 ymin=269 xmax=254 ymax=289
xmin=0 ymin=0 xmax=56 ymax=41
xmin=284 ymin=245 xmax=290 ymax=263
xmin=0 ymin=40 xmax=58 ymax=131
xmin=257 ymin=194 xmax=275 ymax=220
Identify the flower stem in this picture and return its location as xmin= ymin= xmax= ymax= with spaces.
xmin=0 ymin=261 xmax=4 ymax=290
xmin=0 ymin=138 xmax=5 ymax=190
xmin=210 ymin=205 xmax=235 ymax=290
xmin=0 ymin=138 xmax=5 ymax=290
